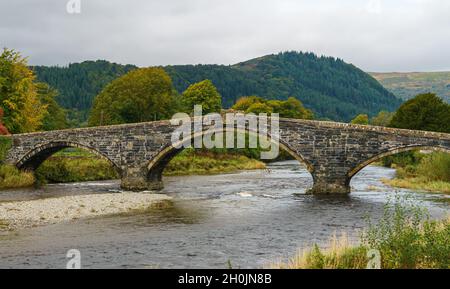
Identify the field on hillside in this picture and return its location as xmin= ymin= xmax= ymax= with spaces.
xmin=371 ymin=72 xmax=450 ymax=102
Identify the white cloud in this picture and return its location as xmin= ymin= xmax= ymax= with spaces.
xmin=0 ymin=0 xmax=449 ymax=72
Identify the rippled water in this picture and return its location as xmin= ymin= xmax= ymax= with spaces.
xmin=0 ymin=161 xmax=448 ymax=269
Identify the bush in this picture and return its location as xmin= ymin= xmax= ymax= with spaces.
xmin=362 ymin=196 xmax=449 ymax=269
xmin=416 ymin=152 xmax=450 ymax=182
xmin=0 ymin=165 xmax=35 ymax=189
xmin=36 ymin=157 xmax=119 ymax=183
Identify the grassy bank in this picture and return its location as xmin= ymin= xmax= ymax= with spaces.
xmin=164 ymin=149 xmax=266 ymax=176
xmin=272 ymin=198 xmax=450 ymax=269
xmin=382 ymin=151 xmax=450 ymax=194
xmin=0 ymin=148 xmax=266 ymax=188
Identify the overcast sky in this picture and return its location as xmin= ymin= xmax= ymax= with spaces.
xmin=1 ymin=0 xmax=449 ymax=72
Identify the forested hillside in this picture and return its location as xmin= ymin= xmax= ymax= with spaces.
xmin=33 ymin=52 xmax=402 ymax=123
xmin=33 ymin=61 xmax=137 ymax=123
xmin=167 ymin=52 xmax=401 ymax=120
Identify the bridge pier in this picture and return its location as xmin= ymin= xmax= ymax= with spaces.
xmin=120 ymin=166 xmax=163 ymax=191
xmin=307 ymin=173 xmax=351 ymax=195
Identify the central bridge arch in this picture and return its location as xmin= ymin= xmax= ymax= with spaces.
xmin=143 ymin=127 xmax=315 ymax=191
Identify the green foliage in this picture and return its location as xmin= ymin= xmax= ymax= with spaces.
xmin=167 ymin=51 xmax=401 ymax=121
xmin=370 ymin=111 xmax=394 ymax=126
xmin=415 ymin=152 xmax=450 ymax=182
xmin=0 ymin=165 xmax=35 ymax=189
xmin=33 ymin=60 xmax=137 ymax=125
xmin=381 ymin=151 xmax=423 ymax=168
xmin=36 ymin=82 xmax=68 ymax=131
xmin=232 ymin=96 xmax=313 ymax=119
xmin=164 ymin=149 xmax=266 ymax=176
xmin=89 ymin=67 xmax=177 ymax=126
xmin=0 ymin=48 xmax=46 ymax=133
xmin=246 ymin=102 xmax=273 ymax=114
xmin=389 ymin=93 xmax=450 ymax=133
xmin=0 ymin=136 xmax=12 ymax=163
xmin=36 ymin=156 xmax=119 ymax=183
xmin=350 ymin=114 xmax=369 ymax=125
xmin=181 ymin=79 xmax=222 ymax=114
xmin=34 ymin=52 xmax=401 ymax=123
xmin=363 ymin=196 xmax=449 ymax=269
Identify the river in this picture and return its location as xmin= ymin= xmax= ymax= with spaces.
xmin=0 ymin=161 xmax=448 ymax=268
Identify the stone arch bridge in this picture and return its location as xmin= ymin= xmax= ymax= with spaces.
xmin=4 ymin=118 xmax=450 ymax=195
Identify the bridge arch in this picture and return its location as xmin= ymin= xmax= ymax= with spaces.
xmin=347 ymin=145 xmax=450 ymax=179
xmin=145 ymin=127 xmax=314 ymax=189
xmin=15 ymin=141 xmax=122 ymax=174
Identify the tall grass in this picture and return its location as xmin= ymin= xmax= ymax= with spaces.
xmin=272 ymin=196 xmax=450 ymax=269
xmin=164 ymin=149 xmax=266 ymax=176
xmin=36 ymin=156 xmax=119 ymax=183
xmin=0 ymin=165 xmax=35 ymax=189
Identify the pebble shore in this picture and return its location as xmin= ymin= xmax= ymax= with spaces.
xmin=0 ymin=193 xmax=172 ymax=231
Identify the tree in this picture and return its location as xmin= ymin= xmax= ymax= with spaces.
xmin=277 ymin=97 xmax=314 ymax=119
xmin=0 ymin=48 xmax=46 ymax=133
xmin=232 ymin=96 xmax=264 ymax=111
xmin=181 ymin=80 xmax=222 ymax=114
xmin=371 ymin=111 xmax=394 ymax=127
xmin=246 ymin=102 xmax=273 ymax=114
xmin=351 ymin=114 xmax=369 ymax=125
xmin=89 ymin=68 xmax=177 ymax=126
xmin=389 ymin=93 xmax=450 ymax=133
xmin=232 ymin=96 xmax=314 ymax=119
xmin=0 ymin=108 xmax=9 ymax=135
xmin=36 ymin=83 xmax=68 ymax=131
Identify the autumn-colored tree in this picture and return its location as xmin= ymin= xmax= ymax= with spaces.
xmin=246 ymin=102 xmax=273 ymax=114
xmin=0 ymin=48 xmax=46 ymax=133
xmin=181 ymin=80 xmax=222 ymax=114
xmin=89 ymin=68 xmax=177 ymax=126
xmin=0 ymin=108 xmax=10 ymax=135
xmin=351 ymin=114 xmax=369 ymax=125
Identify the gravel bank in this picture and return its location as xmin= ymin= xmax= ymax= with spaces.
xmin=0 ymin=193 xmax=172 ymax=231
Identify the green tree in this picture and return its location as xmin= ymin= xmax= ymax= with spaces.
xmin=89 ymin=68 xmax=177 ymax=126
xmin=36 ymin=83 xmax=68 ymax=131
xmin=389 ymin=93 xmax=450 ymax=133
xmin=276 ymin=97 xmax=314 ymax=119
xmin=371 ymin=111 xmax=394 ymax=127
xmin=0 ymin=48 xmax=46 ymax=133
xmin=181 ymin=79 xmax=222 ymax=114
xmin=246 ymin=102 xmax=273 ymax=114
xmin=232 ymin=96 xmax=263 ymax=111
xmin=351 ymin=114 xmax=369 ymax=125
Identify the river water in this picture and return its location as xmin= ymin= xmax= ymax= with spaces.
xmin=0 ymin=161 xmax=448 ymax=269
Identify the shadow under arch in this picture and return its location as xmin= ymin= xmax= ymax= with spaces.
xmin=146 ymin=128 xmax=314 ymax=183
xmin=347 ymin=145 xmax=450 ymax=179
xmin=16 ymin=141 xmax=122 ymax=175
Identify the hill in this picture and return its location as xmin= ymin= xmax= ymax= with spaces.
xmin=371 ymin=71 xmax=450 ymax=103
xmin=33 ymin=52 xmax=402 ymax=124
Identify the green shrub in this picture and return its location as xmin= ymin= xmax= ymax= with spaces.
xmin=0 ymin=136 xmax=12 ymax=163
xmin=416 ymin=152 xmax=450 ymax=182
xmin=0 ymin=165 xmax=35 ymax=188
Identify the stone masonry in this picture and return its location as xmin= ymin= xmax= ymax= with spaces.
xmin=5 ymin=118 xmax=450 ymax=195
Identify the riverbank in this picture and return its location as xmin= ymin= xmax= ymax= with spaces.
xmin=271 ymin=201 xmax=450 ymax=269
xmin=0 ymin=193 xmax=172 ymax=231
xmin=380 ymin=151 xmax=450 ymax=194
xmin=0 ymin=149 xmax=266 ymax=189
